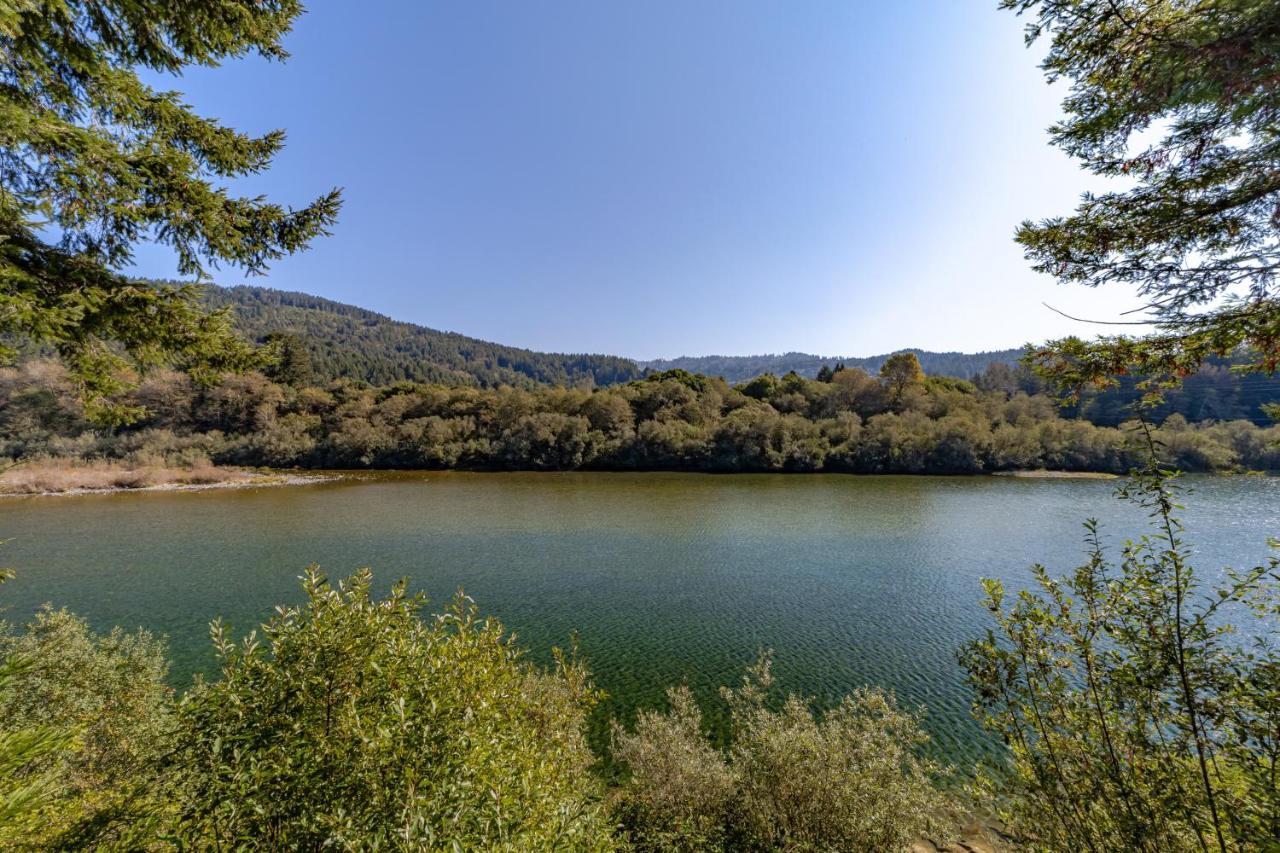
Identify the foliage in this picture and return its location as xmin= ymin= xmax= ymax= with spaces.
xmin=36 ymin=282 xmax=1268 ymax=419
xmin=611 ymin=686 xmax=737 ymax=852
xmin=262 ymin=332 xmax=315 ymax=388
xmin=204 ymin=284 xmax=645 ymax=388
xmin=960 ymin=438 xmax=1280 ymax=851
xmin=880 ymin=352 xmax=926 ymax=405
xmin=0 ymin=566 xmax=75 ymax=842
xmin=642 ymin=349 xmax=1025 ymax=384
xmin=170 ymin=567 xmax=616 ymax=850
xmin=1067 ymin=353 xmax=1280 ymax=426
xmin=0 ymin=659 xmax=69 ymax=841
xmin=0 ymin=0 xmax=340 ymax=420
xmin=612 ymin=655 xmax=950 ymax=852
xmin=1004 ymin=0 xmax=1280 ymax=393
xmin=6 ymin=358 xmax=1280 ymax=476
xmin=0 ymin=607 xmax=172 ymax=850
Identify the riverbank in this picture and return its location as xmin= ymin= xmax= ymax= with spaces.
xmin=0 ymin=460 xmax=337 ymax=497
xmin=991 ymin=469 xmax=1119 ymax=479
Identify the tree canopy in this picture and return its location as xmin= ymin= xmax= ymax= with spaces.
xmin=1005 ymin=0 xmax=1280 ymax=394
xmin=879 ymin=352 xmax=925 ymax=403
xmin=0 ymin=0 xmax=340 ymax=420
xmin=203 ymin=285 xmax=646 ymax=388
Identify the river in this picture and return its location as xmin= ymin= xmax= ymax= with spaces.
xmin=3 ymin=471 xmax=1276 ymax=764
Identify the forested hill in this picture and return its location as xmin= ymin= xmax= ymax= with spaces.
xmin=202 ymin=285 xmax=645 ymax=388
xmin=197 ymin=286 xmax=1278 ymax=423
xmin=203 ymin=285 xmax=1021 ymax=388
xmin=640 ymin=349 xmax=1025 ymax=383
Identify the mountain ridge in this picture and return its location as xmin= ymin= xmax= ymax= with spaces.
xmin=201 ymin=284 xmax=645 ymax=388
xmin=639 ymin=349 xmax=1024 ymax=384
xmin=202 ymin=284 xmax=1024 ymax=387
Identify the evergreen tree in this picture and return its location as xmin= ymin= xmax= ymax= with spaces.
xmin=815 ymin=365 xmax=834 ymax=383
xmin=1004 ymin=0 xmax=1280 ymax=395
xmin=0 ymin=0 xmax=341 ymax=421
xmin=262 ymin=333 xmax=314 ymax=388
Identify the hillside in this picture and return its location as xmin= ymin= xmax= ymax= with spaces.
xmin=202 ymin=285 xmax=644 ymax=388
xmin=639 ymin=349 xmax=1025 ymax=383
xmin=191 ymin=285 xmax=1279 ymax=424
xmin=203 ymin=285 xmax=1021 ymax=388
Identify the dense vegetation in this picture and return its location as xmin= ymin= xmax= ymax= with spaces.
xmin=3 ymin=0 xmax=1279 ymax=850
xmin=0 ymin=0 xmax=337 ymax=420
xmin=203 ymin=285 xmax=645 ymax=389
xmin=212 ymin=286 xmax=1280 ymax=424
xmin=959 ymin=4 xmax=1280 ymax=851
xmin=1064 ymin=355 xmax=1280 ymax=426
xmin=961 ymin=450 xmax=1280 ymax=852
xmin=611 ymin=656 xmax=953 ymax=851
xmin=3 ymin=355 xmax=1278 ymax=476
xmin=1010 ymin=0 xmax=1280 ymax=392
xmin=640 ymin=349 xmax=1024 ymax=385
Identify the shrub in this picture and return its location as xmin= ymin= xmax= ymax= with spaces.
xmin=612 ymin=655 xmax=950 ymax=852
xmin=169 ymin=568 xmax=617 ymax=850
xmin=961 ymin=450 xmax=1280 ymax=852
xmin=0 ymin=608 xmax=173 ymax=850
xmin=612 ymin=686 xmax=737 ymax=851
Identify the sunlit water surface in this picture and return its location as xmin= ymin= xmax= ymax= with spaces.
xmin=4 ymin=472 xmax=1277 ymax=765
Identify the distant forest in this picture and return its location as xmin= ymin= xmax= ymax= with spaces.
xmin=200 ymin=285 xmax=645 ymax=388
xmin=3 ymin=355 xmax=1277 ymax=475
xmin=199 ymin=284 xmax=1280 ymax=426
xmin=640 ymin=350 xmax=1026 ymax=384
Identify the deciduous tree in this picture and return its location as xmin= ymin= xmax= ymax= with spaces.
xmin=879 ymin=352 xmax=925 ymax=404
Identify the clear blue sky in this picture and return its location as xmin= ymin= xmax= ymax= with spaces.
xmin=130 ymin=0 xmax=1142 ymax=359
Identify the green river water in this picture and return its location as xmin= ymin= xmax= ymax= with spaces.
xmin=3 ymin=471 xmax=1277 ymax=765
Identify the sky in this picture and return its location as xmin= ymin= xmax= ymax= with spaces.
xmin=129 ymin=0 xmax=1147 ymax=360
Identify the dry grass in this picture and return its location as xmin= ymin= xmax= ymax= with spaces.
xmin=0 ymin=458 xmax=253 ymax=495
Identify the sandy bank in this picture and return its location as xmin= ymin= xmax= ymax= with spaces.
xmin=991 ymin=469 xmax=1119 ymax=479
xmin=0 ymin=463 xmax=338 ymax=498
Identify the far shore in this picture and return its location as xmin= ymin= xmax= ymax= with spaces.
xmin=991 ymin=469 xmax=1120 ymax=480
xmin=0 ymin=462 xmax=339 ymax=498
xmin=12 ymin=463 xmax=1267 ymax=498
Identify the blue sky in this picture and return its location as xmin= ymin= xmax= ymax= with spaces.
xmin=130 ymin=0 xmax=1143 ymax=359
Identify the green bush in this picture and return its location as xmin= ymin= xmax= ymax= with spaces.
xmin=611 ymin=686 xmax=736 ymax=851
xmin=169 ymin=568 xmax=617 ymax=850
xmin=961 ymin=453 xmax=1280 ymax=852
xmin=0 ymin=608 xmax=172 ymax=850
xmin=612 ymin=655 xmax=951 ymax=852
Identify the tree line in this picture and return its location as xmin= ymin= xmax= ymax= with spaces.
xmin=3 ymin=353 xmax=1278 ymax=476
xmin=212 ymin=285 xmax=1280 ymax=426
xmin=640 ymin=348 xmax=1027 ymax=385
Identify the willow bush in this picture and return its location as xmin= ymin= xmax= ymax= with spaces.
xmin=169 ymin=568 xmax=617 ymax=851
xmin=612 ymin=654 xmax=951 ymax=852
xmin=0 ymin=607 xmax=172 ymax=850
xmin=0 ymin=567 xmax=76 ymax=845
xmin=961 ymin=446 xmax=1280 ymax=852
